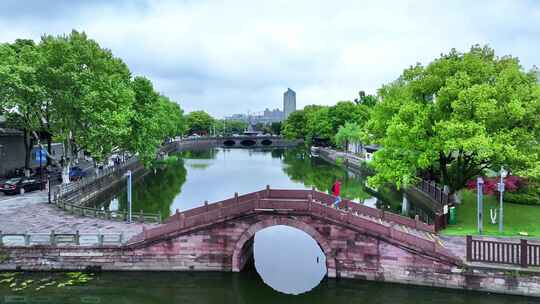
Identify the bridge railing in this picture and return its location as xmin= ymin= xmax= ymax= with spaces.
xmin=163 ymin=188 xmax=436 ymax=234
xmin=133 ymin=188 xmax=458 ymax=263
xmin=55 ymin=198 xmax=162 ymax=224
xmin=0 ymin=230 xmax=125 ymax=247
xmin=412 ymin=179 xmax=454 ymax=206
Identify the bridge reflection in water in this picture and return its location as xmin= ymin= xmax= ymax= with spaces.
xmin=254 ymin=225 xmax=327 ymax=294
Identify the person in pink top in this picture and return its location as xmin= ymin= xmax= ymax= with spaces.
xmin=332 ymin=180 xmax=341 ymax=207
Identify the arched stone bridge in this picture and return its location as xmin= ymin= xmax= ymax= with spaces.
xmin=178 ymin=136 xmax=301 ymax=148
xmin=126 ymin=188 xmax=462 ymax=280
xmin=220 ymin=135 xmax=292 ymax=148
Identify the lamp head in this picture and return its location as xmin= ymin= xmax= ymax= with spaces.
xmin=477 ymin=176 xmax=484 ymax=185
xmin=501 ymin=167 xmax=508 ymax=178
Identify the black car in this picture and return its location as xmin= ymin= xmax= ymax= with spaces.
xmin=0 ymin=177 xmax=45 ymax=195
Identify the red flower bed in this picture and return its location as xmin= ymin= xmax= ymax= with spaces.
xmin=466 ymin=175 xmax=524 ymax=195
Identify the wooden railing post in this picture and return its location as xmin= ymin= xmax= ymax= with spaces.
xmin=466 ymin=235 xmax=472 ymax=262
xmin=50 ymin=230 xmax=55 ymax=246
xmin=255 ymin=193 xmax=260 ymax=210
xmin=98 ymin=231 xmax=104 ymax=247
xmin=266 ymin=185 xmax=270 ymax=198
xmin=308 ymin=194 xmax=313 ymax=212
xmin=521 ymin=239 xmax=528 ymax=268
xmin=119 ymin=232 xmax=124 ymax=245
xmin=142 ymin=226 xmax=147 ymax=240
xmin=139 ymin=210 xmax=144 ymax=223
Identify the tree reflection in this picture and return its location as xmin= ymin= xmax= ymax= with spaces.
xmin=281 ymin=148 xmax=372 ymax=201
xmin=118 ymin=158 xmax=187 ymax=217
xmin=177 ymin=148 xmax=219 ymax=159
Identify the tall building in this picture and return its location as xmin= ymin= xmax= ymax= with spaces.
xmin=283 ymin=88 xmax=296 ymax=119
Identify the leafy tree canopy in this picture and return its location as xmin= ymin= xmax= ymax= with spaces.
xmin=367 ymin=45 xmax=540 ymax=194
xmin=185 ymin=110 xmax=214 ymax=135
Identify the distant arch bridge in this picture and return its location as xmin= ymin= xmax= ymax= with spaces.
xmin=178 ymin=136 xmax=301 ymax=149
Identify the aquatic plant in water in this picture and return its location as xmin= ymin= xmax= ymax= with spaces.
xmin=0 ymin=272 xmax=94 ymax=292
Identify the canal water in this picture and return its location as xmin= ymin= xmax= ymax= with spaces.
xmin=98 ymin=147 xmax=399 ymax=216
xmin=0 ymin=271 xmax=532 ymax=303
xmin=92 ymin=147 xmax=428 ymax=294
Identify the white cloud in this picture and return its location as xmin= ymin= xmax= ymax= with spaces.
xmin=0 ymin=0 xmax=539 ymax=117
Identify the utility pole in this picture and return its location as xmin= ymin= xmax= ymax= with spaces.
xmin=477 ymin=177 xmax=484 ymax=234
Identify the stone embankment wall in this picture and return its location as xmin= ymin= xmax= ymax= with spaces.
xmin=2 ymin=213 xmax=540 ymax=297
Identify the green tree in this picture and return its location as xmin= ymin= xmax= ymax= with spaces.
xmin=0 ymin=39 xmax=47 ymax=170
xmin=329 ymin=101 xmax=364 ymax=135
xmin=334 ymin=122 xmax=364 ymax=151
xmin=157 ymin=95 xmax=185 ymax=139
xmin=185 ymin=110 xmax=214 ymax=136
xmin=270 ymin=121 xmax=282 ymax=135
xmin=367 ymin=45 xmax=540 ymax=198
xmin=305 ymin=106 xmax=333 ymax=141
xmin=40 ymin=31 xmax=134 ymax=182
xmin=282 ymin=110 xmax=307 ymax=140
xmin=214 ymin=119 xmax=247 ymax=136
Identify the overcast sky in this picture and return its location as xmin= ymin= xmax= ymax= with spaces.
xmin=1 ymin=1 xmax=539 ymax=117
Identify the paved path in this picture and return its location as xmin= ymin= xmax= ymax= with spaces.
xmin=0 ymin=191 xmax=156 ymax=240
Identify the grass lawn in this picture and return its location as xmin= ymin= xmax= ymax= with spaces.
xmin=442 ymin=190 xmax=540 ymax=237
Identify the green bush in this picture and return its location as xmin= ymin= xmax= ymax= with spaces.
xmin=505 ymin=192 xmax=540 ymax=205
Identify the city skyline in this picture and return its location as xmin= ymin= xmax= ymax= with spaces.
xmin=225 ymin=88 xmax=297 ymax=123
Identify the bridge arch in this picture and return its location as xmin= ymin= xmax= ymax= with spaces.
xmin=240 ymin=139 xmax=256 ymax=147
xmin=231 ymin=217 xmax=336 ymax=278
xmin=261 ymin=139 xmax=272 ymax=146
xmin=223 ymin=139 xmax=236 ymax=147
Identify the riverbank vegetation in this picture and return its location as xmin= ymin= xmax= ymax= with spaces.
xmin=0 ymin=30 xmax=185 ymax=178
xmin=442 ymin=190 xmax=540 ymax=237
xmin=283 ymin=45 xmax=540 ymax=235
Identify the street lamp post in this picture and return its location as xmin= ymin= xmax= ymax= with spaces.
xmin=125 ymin=170 xmax=132 ymax=223
xmin=477 ymin=177 xmax=484 ymax=234
xmin=499 ymin=166 xmax=508 ymax=233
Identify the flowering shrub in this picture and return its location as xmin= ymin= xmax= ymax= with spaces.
xmin=466 ymin=175 xmax=525 ymax=195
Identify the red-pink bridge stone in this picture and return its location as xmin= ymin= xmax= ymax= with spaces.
xmin=125 ymin=188 xmax=461 ymax=279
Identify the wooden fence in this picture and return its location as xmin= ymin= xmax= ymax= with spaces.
xmin=0 ymin=230 xmax=124 ymax=247
xmin=466 ymin=236 xmax=540 ymax=268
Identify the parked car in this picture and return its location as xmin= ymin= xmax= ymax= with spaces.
xmin=69 ymin=166 xmax=87 ymax=182
xmin=0 ymin=177 xmax=46 ymax=195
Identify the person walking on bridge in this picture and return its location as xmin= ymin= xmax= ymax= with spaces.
xmin=332 ymin=180 xmax=341 ymax=208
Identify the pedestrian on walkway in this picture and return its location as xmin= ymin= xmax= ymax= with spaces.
xmin=332 ymin=180 xmax=341 ymax=207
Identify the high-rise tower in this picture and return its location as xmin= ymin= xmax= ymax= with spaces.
xmin=283 ymin=88 xmax=296 ymax=119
